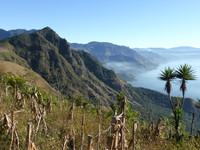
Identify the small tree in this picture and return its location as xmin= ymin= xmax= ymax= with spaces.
xmin=158 ymin=67 xmax=176 ymax=110
xmin=159 ymin=64 xmax=195 ymax=139
xmin=159 ymin=67 xmax=180 ymax=137
xmin=176 ymin=64 xmax=195 ymax=108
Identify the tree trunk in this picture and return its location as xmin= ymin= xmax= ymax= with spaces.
xmin=26 ymin=123 xmax=32 ymax=150
xmin=9 ymin=111 xmax=19 ymax=150
xmin=97 ymin=124 xmax=101 ymax=150
xmin=62 ymin=135 xmax=69 ymax=150
xmin=190 ymin=113 xmax=195 ymax=136
xmin=10 ymin=112 xmax=14 ymax=150
xmin=69 ymin=102 xmax=75 ymax=121
xmin=72 ymin=128 xmax=76 ymax=150
xmin=129 ymin=121 xmax=138 ymax=150
xmin=181 ymin=80 xmax=186 ymax=108
xmin=88 ymin=135 xmax=93 ymax=150
xmin=81 ymin=114 xmax=85 ymax=150
xmin=168 ymin=93 xmax=175 ymax=114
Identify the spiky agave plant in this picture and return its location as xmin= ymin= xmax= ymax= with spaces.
xmin=176 ymin=64 xmax=195 ymax=108
xmin=159 ymin=67 xmax=177 ymax=115
xmin=159 ymin=67 xmax=176 ymax=102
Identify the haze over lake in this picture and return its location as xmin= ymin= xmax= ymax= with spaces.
xmin=131 ymin=50 xmax=200 ymax=100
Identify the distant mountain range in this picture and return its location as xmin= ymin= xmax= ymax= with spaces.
xmin=0 ymin=29 xmax=36 ymax=39
xmin=133 ymin=48 xmax=168 ymax=64
xmin=0 ymin=27 xmax=198 ymax=125
xmin=134 ymin=46 xmax=200 ymax=62
xmin=134 ymin=46 xmax=200 ymax=54
xmin=70 ymin=42 xmax=162 ymax=81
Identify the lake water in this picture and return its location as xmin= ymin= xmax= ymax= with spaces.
xmin=130 ymin=53 xmax=200 ymax=100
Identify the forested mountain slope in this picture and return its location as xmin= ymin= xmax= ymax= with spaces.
xmin=0 ymin=27 xmax=197 ymax=121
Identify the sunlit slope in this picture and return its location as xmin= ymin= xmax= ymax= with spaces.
xmin=0 ymin=61 xmax=57 ymax=95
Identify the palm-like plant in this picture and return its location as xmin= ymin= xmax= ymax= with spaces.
xmin=176 ymin=64 xmax=195 ymax=107
xmin=159 ymin=65 xmax=195 ymax=139
xmin=159 ymin=67 xmax=176 ymax=108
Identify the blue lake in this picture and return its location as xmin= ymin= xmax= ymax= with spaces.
xmin=130 ymin=53 xmax=200 ymax=100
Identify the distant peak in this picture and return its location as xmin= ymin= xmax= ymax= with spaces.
xmin=38 ymin=27 xmax=59 ymax=39
xmin=88 ymin=41 xmax=113 ymax=45
xmin=36 ymin=27 xmax=70 ymax=50
xmin=42 ymin=26 xmax=53 ymax=31
xmin=40 ymin=26 xmax=56 ymax=33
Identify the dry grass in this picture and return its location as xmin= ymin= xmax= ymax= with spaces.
xmin=0 ymin=71 xmax=200 ymax=150
xmin=0 ymin=61 xmax=58 ymax=96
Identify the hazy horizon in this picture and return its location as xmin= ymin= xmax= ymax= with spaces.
xmin=131 ymin=51 xmax=200 ymax=100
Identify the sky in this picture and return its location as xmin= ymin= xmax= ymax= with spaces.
xmin=1 ymin=0 xmax=200 ymax=48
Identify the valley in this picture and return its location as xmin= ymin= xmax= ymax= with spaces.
xmin=0 ymin=27 xmax=200 ymax=149
xmin=1 ymin=0 xmax=200 ymax=149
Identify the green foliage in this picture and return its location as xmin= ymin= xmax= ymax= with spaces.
xmin=5 ymin=73 xmax=27 ymax=89
xmin=159 ymin=67 xmax=176 ymax=81
xmin=159 ymin=65 xmax=196 ymax=140
xmin=2 ymin=95 xmax=12 ymax=104
xmin=116 ymin=92 xmax=140 ymax=127
xmin=159 ymin=67 xmax=176 ymax=95
xmin=72 ymin=95 xmax=89 ymax=108
xmin=126 ymin=102 xmax=140 ymax=125
xmin=176 ymin=64 xmax=196 ymax=81
xmin=0 ymin=51 xmax=30 ymax=68
xmin=0 ymin=126 xmax=10 ymax=150
xmin=176 ymin=64 xmax=196 ymax=102
xmin=117 ymin=92 xmax=124 ymax=105
xmin=109 ymin=102 xmax=117 ymax=113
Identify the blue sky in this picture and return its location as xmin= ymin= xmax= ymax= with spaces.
xmin=1 ymin=0 xmax=200 ymax=48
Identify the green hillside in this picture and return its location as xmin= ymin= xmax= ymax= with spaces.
xmin=0 ymin=73 xmax=199 ymax=150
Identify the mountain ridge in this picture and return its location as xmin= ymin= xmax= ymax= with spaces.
xmin=70 ymin=41 xmax=158 ymax=81
xmin=0 ymin=29 xmax=36 ymax=39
